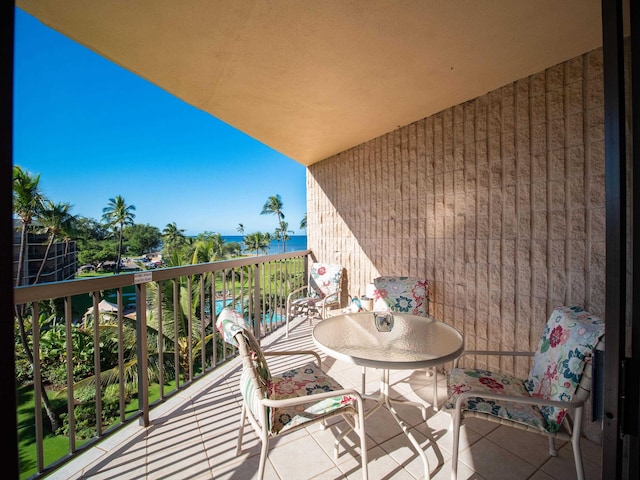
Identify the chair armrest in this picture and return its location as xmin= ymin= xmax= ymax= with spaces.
xmin=263 ymin=349 xmax=322 ymax=368
xmin=318 ymin=289 xmax=342 ymax=318
xmin=261 ymin=387 xmax=363 ymax=409
xmin=287 ymin=285 xmax=309 ymax=302
xmin=322 ymin=289 xmax=340 ymax=303
xmin=453 ymin=350 xmax=535 ymax=368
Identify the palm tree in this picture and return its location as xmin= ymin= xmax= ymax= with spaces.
xmin=102 ymin=196 xmax=136 ymax=274
xmin=59 ymin=211 xmax=79 ymax=256
xmin=274 ymin=221 xmax=294 ymax=252
xmin=236 ymin=223 xmax=244 ymax=235
xmin=34 ymin=200 xmax=74 ymax=284
xmin=225 ymin=241 xmax=243 ymax=257
xmin=13 ymin=166 xmax=46 ymax=287
xmin=12 ymin=166 xmax=61 ymax=431
xmin=189 ymin=233 xmax=227 ymax=265
xmin=261 ymin=194 xmax=288 ymax=252
xmin=243 ymin=232 xmax=271 ymax=256
xmin=300 ymin=213 xmax=307 ymax=230
xmin=162 ymin=222 xmax=185 ymax=255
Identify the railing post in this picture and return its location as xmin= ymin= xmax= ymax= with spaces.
xmin=253 ymin=264 xmax=261 ymax=339
xmin=135 ymin=281 xmax=150 ymax=426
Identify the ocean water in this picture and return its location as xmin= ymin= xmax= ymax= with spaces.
xmin=222 ymin=235 xmax=307 ymax=255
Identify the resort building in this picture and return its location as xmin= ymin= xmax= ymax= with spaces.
xmin=12 ymin=221 xmax=77 ymax=285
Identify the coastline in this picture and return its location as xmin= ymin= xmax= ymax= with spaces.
xmin=222 ymin=234 xmax=307 ymax=255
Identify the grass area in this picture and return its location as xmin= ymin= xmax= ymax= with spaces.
xmin=76 ymin=271 xmax=116 ymax=278
xmin=18 ymin=381 xmax=176 ymax=479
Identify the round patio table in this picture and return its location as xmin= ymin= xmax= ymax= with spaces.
xmin=313 ymin=312 xmax=464 ymax=480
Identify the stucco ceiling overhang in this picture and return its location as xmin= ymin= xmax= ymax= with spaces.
xmin=16 ymin=1 xmax=603 ymax=167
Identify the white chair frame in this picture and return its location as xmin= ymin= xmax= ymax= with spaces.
xmin=448 ymin=345 xmax=601 ymax=480
xmin=285 ymin=264 xmax=343 ymax=337
xmin=233 ymin=329 xmax=368 ymax=480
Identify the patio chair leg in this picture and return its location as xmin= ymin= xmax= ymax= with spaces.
xmin=571 ymin=408 xmax=585 ymax=480
xmin=356 ymin=403 xmax=369 ymax=479
xmin=451 ymin=408 xmax=462 ymax=480
xmin=572 ymin=437 xmax=585 ymax=480
xmin=548 ymin=436 xmax=557 ymax=456
xmin=258 ymin=438 xmax=269 ymax=480
xmin=285 ymin=303 xmax=291 ymax=337
xmin=334 ymin=408 xmax=368 ymax=479
xmin=236 ymin=403 xmax=246 ymax=455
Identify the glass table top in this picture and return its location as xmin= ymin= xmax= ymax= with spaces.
xmin=312 ymin=312 xmax=464 ymax=369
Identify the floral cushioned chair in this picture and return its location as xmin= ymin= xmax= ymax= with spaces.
xmin=372 ymin=276 xmax=430 ymax=316
xmin=444 ymin=305 xmax=605 ymax=480
xmin=367 ymin=276 xmax=439 ymax=408
xmin=216 ymin=307 xmax=368 ymax=480
xmin=285 ymin=262 xmax=343 ymax=337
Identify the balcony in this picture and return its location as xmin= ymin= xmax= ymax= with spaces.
xmin=14 ymin=252 xmax=602 ymax=479
xmin=9 ymin=2 xmax=636 ymax=477
xmin=48 ymin=319 xmax=602 ymax=480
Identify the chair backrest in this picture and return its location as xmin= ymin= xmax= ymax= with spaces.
xmin=524 ymin=305 xmax=605 ymax=432
xmin=308 ymin=262 xmax=343 ymax=300
xmin=372 ymin=276 xmax=430 ymax=316
xmin=216 ymin=307 xmax=272 ymax=425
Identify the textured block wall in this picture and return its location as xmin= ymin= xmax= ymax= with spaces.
xmin=307 ymin=48 xmax=605 ymax=382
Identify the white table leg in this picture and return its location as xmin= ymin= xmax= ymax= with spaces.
xmin=338 ymin=369 xmax=437 ymax=479
xmin=380 ymin=369 xmax=432 ymax=480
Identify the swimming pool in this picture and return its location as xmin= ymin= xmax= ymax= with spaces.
xmin=213 ymin=299 xmax=282 ymax=323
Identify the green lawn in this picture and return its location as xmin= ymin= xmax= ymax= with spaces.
xmin=18 ymin=381 xmax=175 ymax=479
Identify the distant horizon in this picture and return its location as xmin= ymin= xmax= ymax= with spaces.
xmin=214 ymin=234 xmax=306 ymax=238
xmin=222 ymin=234 xmax=307 ymax=255
xmin=181 ymin=233 xmax=307 ymax=241
xmin=139 ymin=234 xmax=307 ymax=256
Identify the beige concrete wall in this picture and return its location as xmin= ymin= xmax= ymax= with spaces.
xmin=307 ymin=48 xmax=605 ymax=382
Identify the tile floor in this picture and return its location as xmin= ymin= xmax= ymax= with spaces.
xmin=48 ymin=317 xmax=603 ymax=480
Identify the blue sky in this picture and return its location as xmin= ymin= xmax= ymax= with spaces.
xmin=13 ymin=8 xmax=307 ymax=237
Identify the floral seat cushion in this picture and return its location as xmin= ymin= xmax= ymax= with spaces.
xmin=444 ymin=367 xmax=547 ymax=431
xmin=445 ymin=305 xmax=605 ymax=433
xmin=269 ymin=363 xmax=357 ymax=434
xmin=373 ymin=276 xmax=430 ymax=316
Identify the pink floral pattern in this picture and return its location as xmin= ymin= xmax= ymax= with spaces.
xmin=372 ymin=276 xmax=430 ymax=316
xmin=525 ymin=305 xmax=605 ymax=431
xmin=445 ymin=306 xmax=605 ymax=433
xmin=444 ymin=367 xmax=547 ymax=430
xmin=308 ymin=263 xmax=343 ymax=301
xmin=479 ymin=376 xmax=504 ymax=390
xmin=216 ymin=307 xmax=356 ymax=435
xmin=269 ymin=363 xmax=357 ymax=434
